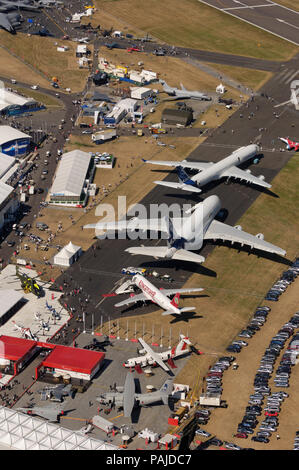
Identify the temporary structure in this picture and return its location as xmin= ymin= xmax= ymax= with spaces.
xmin=53 ymin=241 xmax=82 ymax=267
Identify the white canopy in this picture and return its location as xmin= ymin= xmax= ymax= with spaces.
xmin=53 ymin=241 xmax=82 ymax=267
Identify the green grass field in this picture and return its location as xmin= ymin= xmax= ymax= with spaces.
xmin=96 ymin=0 xmax=297 ymax=60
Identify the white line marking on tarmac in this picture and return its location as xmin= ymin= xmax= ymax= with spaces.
xmin=276 ymin=18 xmax=299 ymax=31
xmin=224 ymin=4 xmax=276 ymax=11
xmin=197 ymin=0 xmax=299 ymax=46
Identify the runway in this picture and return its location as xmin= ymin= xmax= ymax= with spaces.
xmin=198 ymin=0 xmax=299 ymax=46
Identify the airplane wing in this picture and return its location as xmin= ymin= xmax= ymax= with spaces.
xmin=123 ymin=372 xmax=135 ymax=417
xmin=138 ymin=338 xmax=170 ymax=372
xmin=125 ymin=246 xmax=205 ymax=263
xmin=84 ymin=218 xmax=168 ymax=234
xmin=219 ymin=166 xmax=271 ymax=189
xmin=143 ymin=159 xmax=213 ymax=171
xmin=0 ymin=13 xmax=13 ymax=32
xmin=204 ymin=220 xmax=286 ymax=257
xmin=114 ymin=293 xmax=147 ymax=307
xmin=160 ymin=287 xmax=204 ymax=296
xmin=154 ymin=180 xmax=202 ymax=193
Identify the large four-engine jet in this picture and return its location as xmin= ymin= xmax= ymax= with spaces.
xmin=114 ymin=273 xmax=204 ymax=315
xmin=84 ymin=195 xmax=286 ymax=264
xmin=96 ymin=372 xmax=173 ymax=418
xmin=160 ymin=80 xmax=211 ymax=101
xmin=143 ymin=144 xmax=271 ymax=193
xmin=123 ymin=335 xmax=192 ymax=372
xmin=280 ymin=137 xmax=299 ymax=151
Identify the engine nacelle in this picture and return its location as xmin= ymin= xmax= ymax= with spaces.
xmin=258 ymin=175 xmax=265 ymax=181
xmin=256 ymin=233 xmax=264 ymax=240
xmin=138 ymin=348 xmax=146 ymax=355
xmin=234 ymin=225 xmax=242 ymax=231
xmin=246 ymin=169 xmax=252 ymax=174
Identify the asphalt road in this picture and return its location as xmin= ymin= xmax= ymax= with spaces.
xmin=198 ymin=0 xmax=299 ymax=46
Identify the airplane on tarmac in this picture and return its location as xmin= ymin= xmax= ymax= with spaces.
xmin=142 ymin=144 xmax=271 ymax=193
xmin=160 ymin=80 xmax=211 ymax=101
xmin=0 ymin=0 xmax=39 ymax=33
xmin=84 ymin=195 xmax=286 ymax=264
xmin=96 ymin=372 xmax=173 ymax=418
xmin=17 ymin=404 xmax=65 ymax=422
xmin=280 ymin=137 xmax=299 ymax=152
xmin=114 ymin=273 xmax=204 ymax=316
xmin=123 ymin=335 xmax=193 ymax=372
xmin=38 ymin=384 xmax=74 ymax=402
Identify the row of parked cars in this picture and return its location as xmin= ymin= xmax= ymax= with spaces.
xmin=226 ymin=306 xmax=271 ymax=353
xmin=235 ymin=311 xmax=299 ymax=444
xmin=265 ymin=259 xmax=299 ymax=301
xmin=293 ymin=431 xmax=299 ymax=450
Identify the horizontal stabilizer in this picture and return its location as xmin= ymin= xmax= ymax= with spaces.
xmin=179 ymin=307 xmax=196 ymax=313
xmin=125 ymin=246 xmax=205 ymax=264
xmin=154 ymin=180 xmax=202 ymax=193
xmin=162 ymin=310 xmax=176 ymax=316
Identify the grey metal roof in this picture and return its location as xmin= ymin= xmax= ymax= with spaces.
xmin=50 ymin=150 xmax=91 ymax=198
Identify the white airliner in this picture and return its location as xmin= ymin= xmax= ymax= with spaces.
xmin=142 ymin=144 xmax=271 ymax=193
xmin=280 ymin=137 xmax=299 ymax=152
xmin=84 ymin=195 xmax=286 ymax=264
xmin=123 ymin=335 xmax=192 ymax=372
xmin=114 ymin=273 xmax=204 ymax=316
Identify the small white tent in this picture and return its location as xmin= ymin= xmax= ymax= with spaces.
xmin=53 ymin=241 xmax=82 ymax=267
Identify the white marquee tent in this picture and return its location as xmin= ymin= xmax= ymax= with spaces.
xmin=53 ymin=241 xmax=82 ymax=267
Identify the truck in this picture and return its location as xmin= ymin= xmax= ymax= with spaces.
xmin=92 ymin=415 xmax=115 ymax=434
xmin=150 ymin=127 xmax=167 ymax=134
xmin=199 ymin=395 xmax=228 ymax=408
xmin=92 ymin=129 xmax=116 ymax=143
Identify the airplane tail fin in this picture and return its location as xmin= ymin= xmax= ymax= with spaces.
xmin=160 ymin=379 xmax=173 ymax=404
xmin=176 ymin=165 xmax=190 ymax=184
xmin=180 ymin=83 xmax=186 ymax=91
xmin=174 ymin=335 xmax=193 ymax=355
xmin=170 ymin=292 xmax=180 ymax=307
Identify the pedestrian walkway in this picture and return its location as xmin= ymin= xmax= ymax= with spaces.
xmin=181 ymin=56 xmax=257 ymax=97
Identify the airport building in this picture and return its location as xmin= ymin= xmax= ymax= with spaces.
xmin=0 ymin=180 xmax=19 ymax=232
xmin=0 ymin=86 xmax=41 ymax=117
xmin=0 ymin=126 xmax=31 ymax=157
xmin=104 ymin=98 xmax=137 ymax=125
xmin=0 ymin=335 xmax=38 ymax=376
xmin=0 ymin=291 xmax=25 ymax=327
xmin=0 ymin=407 xmax=119 ymax=450
xmin=49 ymin=149 xmax=95 ymax=207
xmin=161 ymin=108 xmax=193 ymax=127
xmin=36 ymin=344 xmax=105 ymax=383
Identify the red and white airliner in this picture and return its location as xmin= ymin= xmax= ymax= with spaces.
xmin=123 ymin=335 xmax=193 ymax=372
xmin=280 ymin=137 xmax=299 ymax=151
xmin=114 ymin=273 xmax=203 ymax=316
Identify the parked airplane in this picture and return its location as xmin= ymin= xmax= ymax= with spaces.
xmin=123 ymin=335 xmax=192 ymax=372
xmin=143 ymin=144 xmax=271 ymax=193
xmin=17 ymin=404 xmax=65 ymax=422
xmin=114 ymin=274 xmax=203 ymax=316
xmin=0 ymin=0 xmax=39 ymax=32
xmin=280 ymin=137 xmax=299 ymax=152
xmin=38 ymin=384 xmax=74 ymax=402
xmin=85 ymin=195 xmax=286 ymax=264
xmin=160 ymin=80 xmax=211 ymax=101
xmin=96 ymin=372 xmax=173 ymax=418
